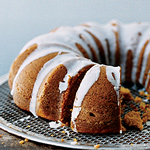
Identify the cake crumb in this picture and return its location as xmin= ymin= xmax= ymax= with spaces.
xmin=73 ymin=138 xmax=77 ymax=142
xmin=94 ymin=144 xmax=100 ymax=149
xmin=70 ymin=109 xmax=73 ymax=112
xmin=131 ymin=143 xmax=133 ymax=145
xmin=123 ymin=110 xmax=143 ymax=130
xmin=139 ymin=91 xmax=145 ymax=96
xmin=134 ymin=96 xmax=142 ymax=103
xmin=120 ymin=87 xmax=134 ymax=101
xmin=140 ymin=102 xmax=146 ymax=111
xmin=130 ymin=103 xmax=137 ymax=110
xmin=51 ymin=134 xmax=54 ymax=137
xmin=146 ymin=108 xmax=150 ymax=120
xmin=61 ymin=123 xmax=65 ymax=127
xmin=65 ymin=122 xmax=69 ymax=126
xmin=142 ymin=113 xmax=148 ymax=124
xmin=19 ymin=140 xmax=25 ymax=144
xmin=62 ymin=131 xmax=65 ymax=134
xmin=61 ymin=139 xmax=64 ymax=142
xmin=25 ymin=138 xmax=29 ymax=142
xmin=27 ymin=125 xmax=30 ymax=128
xmin=0 ymin=134 xmax=3 ymax=138
xmin=146 ymin=94 xmax=150 ymax=100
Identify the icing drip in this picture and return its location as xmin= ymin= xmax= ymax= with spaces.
xmin=119 ymin=22 xmax=150 ymax=82
xmin=106 ymin=66 xmax=121 ymax=106
xmin=139 ymin=42 xmax=150 ymax=84
xmin=71 ymin=64 xmax=100 ymax=132
xmin=54 ymin=26 xmax=93 ymax=59
xmin=82 ymin=22 xmax=109 ymax=64
xmin=74 ymin=25 xmax=100 ymax=62
xmin=131 ymin=29 xmax=150 ymax=83
xmin=49 ymin=120 xmax=62 ymax=128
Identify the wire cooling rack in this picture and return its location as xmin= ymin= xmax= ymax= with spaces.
xmin=0 ymin=75 xmax=150 ymax=149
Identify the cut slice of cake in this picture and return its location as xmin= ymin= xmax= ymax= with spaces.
xmin=71 ymin=64 xmax=122 ymax=134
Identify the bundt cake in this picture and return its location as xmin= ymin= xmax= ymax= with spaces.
xmin=8 ymin=20 xmax=150 ymax=134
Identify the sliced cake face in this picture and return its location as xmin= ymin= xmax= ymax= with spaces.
xmin=71 ymin=64 xmax=121 ymax=134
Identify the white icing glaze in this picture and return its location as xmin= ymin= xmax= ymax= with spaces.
xmin=29 ymin=53 xmax=78 ymax=116
xmin=131 ymin=29 xmax=150 ymax=83
xmin=119 ymin=22 xmax=150 ymax=82
xmin=71 ymin=64 xmax=100 ymax=132
xmin=19 ymin=115 xmax=30 ymax=122
xmin=11 ymin=44 xmax=77 ymax=95
xmin=145 ymin=71 xmax=150 ymax=90
xmin=74 ymin=25 xmax=100 ymax=62
xmin=81 ymin=22 xmax=109 ymax=64
xmin=104 ymin=22 xmax=117 ymax=66
xmin=53 ymin=26 xmax=92 ymax=59
xmin=59 ymin=57 xmax=96 ymax=93
xmin=106 ymin=66 xmax=121 ymax=106
xmin=19 ymin=32 xmax=84 ymax=56
xmin=139 ymin=42 xmax=150 ymax=84
xmin=49 ymin=120 xmax=62 ymax=128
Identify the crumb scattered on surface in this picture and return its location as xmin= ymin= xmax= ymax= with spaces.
xmin=146 ymin=94 xmax=150 ymax=100
xmin=27 ymin=125 xmax=30 ymax=127
xmin=123 ymin=110 xmax=143 ymax=130
xmin=0 ymin=134 xmax=3 ymax=138
xmin=142 ymin=113 xmax=148 ymax=124
xmin=140 ymin=102 xmax=146 ymax=112
xmin=19 ymin=140 xmax=25 ymax=144
xmin=25 ymin=138 xmax=29 ymax=142
xmin=139 ymin=91 xmax=145 ymax=96
xmin=120 ymin=87 xmax=134 ymax=101
xmin=146 ymin=108 xmax=150 ymax=120
xmin=61 ymin=123 xmax=65 ymax=127
xmin=51 ymin=134 xmax=54 ymax=137
xmin=61 ymin=139 xmax=64 ymax=142
xmin=62 ymin=131 xmax=65 ymax=133
xmin=134 ymin=96 xmax=142 ymax=103
xmin=130 ymin=103 xmax=137 ymax=110
xmin=94 ymin=144 xmax=100 ymax=149
xmin=73 ymin=138 xmax=77 ymax=142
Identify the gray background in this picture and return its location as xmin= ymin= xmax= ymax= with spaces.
xmin=1 ymin=0 xmax=150 ymax=76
